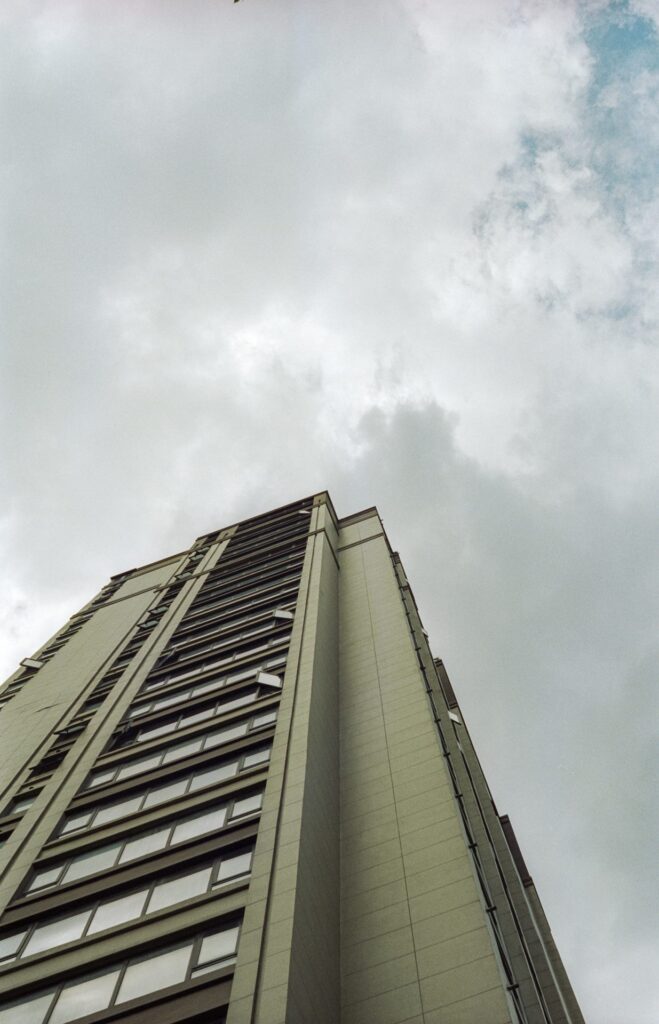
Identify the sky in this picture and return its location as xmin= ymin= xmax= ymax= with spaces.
xmin=1 ymin=0 xmax=657 ymax=1020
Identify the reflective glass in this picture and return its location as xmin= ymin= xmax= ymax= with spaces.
xmin=118 ymin=827 xmax=170 ymax=864
xmin=116 ymin=943 xmax=191 ymax=1005
xmin=23 ymin=910 xmax=91 ymax=957
xmin=0 ymin=990 xmax=54 ymax=1024
xmin=225 ymin=668 xmax=256 ymax=685
xmin=147 ymin=866 xmax=212 ymax=913
xmin=11 ymin=796 xmax=35 ymax=814
xmin=88 ymin=768 xmax=115 ymax=788
xmin=231 ymin=793 xmax=262 ymax=817
xmin=0 ymin=930 xmax=26 ymax=961
xmin=27 ymin=865 xmax=64 ymax=892
xmin=162 ymin=737 xmax=202 ymax=764
xmin=217 ymin=850 xmax=252 ymax=882
xmin=203 ymin=724 xmax=247 ymax=749
xmin=192 ymin=679 xmax=224 ymax=697
xmin=138 ymin=720 xmax=174 ymax=741
xmin=180 ymin=706 xmax=214 ymax=727
xmin=117 ymin=753 xmax=161 ymax=781
xmin=63 ymin=844 xmax=119 ymax=883
xmin=143 ymin=778 xmax=187 ymax=809
xmin=197 ymin=926 xmax=239 ymax=968
xmin=94 ymin=795 xmax=143 ymax=828
xmin=128 ymin=703 xmax=152 ymax=718
xmin=172 ymin=806 xmax=226 ymax=845
xmin=251 ymin=711 xmax=277 ymax=728
xmin=189 ymin=761 xmax=237 ymax=792
xmin=60 ymin=810 xmax=93 ymax=835
xmin=154 ymin=691 xmax=187 ymax=710
xmin=87 ymin=888 xmax=149 ymax=935
xmin=242 ymin=747 xmax=270 ymax=768
xmin=50 ymin=968 xmax=120 ymax=1023
xmin=222 ymin=693 xmax=257 ymax=712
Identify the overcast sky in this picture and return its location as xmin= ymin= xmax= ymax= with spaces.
xmin=1 ymin=1 xmax=657 ymax=1020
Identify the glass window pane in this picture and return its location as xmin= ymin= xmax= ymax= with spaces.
xmin=197 ymin=926 xmax=240 ymax=969
xmin=63 ymin=844 xmax=119 ymax=883
xmin=180 ymin=706 xmax=213 ymax=727
xmin=147 ymin=866 xmax=212 ymax=914
xmin=231 ymin=793 xmax=262 ymax=818
xmin=88 ymin=768 xmax=116 ymax=788
xmin=189 ymin=761 xmax=237 ymax=793
xmin=0 ymin=990 xmax=55 ymax=1024
xmin=154 ymin=691 xmax=188 ymax=710
xmin=221 ymin=692 xmax=257 ymax=713
xmin=0 ymin=930 xmax=27 ymax=961
xmin=203 ymin=724 xmax=247 ymax=750
xmin=143 ymin=778 xmax=187 ymax=809
xmin=192 ymin=678 xmax=224 ymax=697
xmin=242 ymin=747 xmax=270 ymax=769
xmin=87 ymin=888 xmax=149 ymax=935
xmin=11 ymin=796 xmax=36 ymax=814
xmin=94 ymin=795 xmax=143 ymax=828
xmin=23 ymin=910 xmax=91 ymax=957
xmin=217 ymin=850 xmax=252 ymax=882
xmin=26 ymin=865 xmax=64 ymax=892
xmin=117 ymin=754 xmax=162 ymax=781
xmin=116 ymin=944 xmax=191 ymax=1005
xmin=128 ymin=703 xmax=152 ymax=718
xmin=49 ymin=969 xmax=120 ymax=1023
xmin=172 ymin=806 xmax=226 ymax=845
xmin=202 ymin=655 xmax=232 ymax=672
xmin=162 ymin=737 xmax=202 ymax=764
xmin=225 ymin=668 xmax=256 ymax=686
xmin=60 ymin=810 xmax=93 ymax=835
xmin=251 ymin=711 xmax=277 ymax=729
xmin=138 ymin=720 xmax=174 ymax=742
xmin=118 ymin=827 xmax=170 ymax=864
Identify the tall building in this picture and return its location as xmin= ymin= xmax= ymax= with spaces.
xmin=0 ymin=493 xmax=584 ymax=1024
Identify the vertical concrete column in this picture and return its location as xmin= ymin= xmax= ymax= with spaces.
xmin=227 ymin=500 xmax=340 ymax=1024
xmin=338 ymin=513 xmax=513 ymax=1024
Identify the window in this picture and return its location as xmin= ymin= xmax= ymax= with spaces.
xmin=60 ymin=744 xmax=271 ymax=838
xmin=132 ymin=690 xmax=259 ymax=744
xmin=2 ymin=792 xmax=39 ymax=818
xmin=141 ymin=643 xmax=289 ymax=700
xmin=0 ymin=924 xmax=240 ymax=1024
xmin=86 ymin=709 xmax=276 ymax=790
xmin=24 ymin=793 xmax=262 ymax=895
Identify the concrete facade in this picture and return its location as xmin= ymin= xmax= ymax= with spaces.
xmin=0 ymin=493 xmax=584 ymax=1024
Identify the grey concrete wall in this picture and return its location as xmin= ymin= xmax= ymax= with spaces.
xmin=338 ymin=513 xmax=513 ymax=1024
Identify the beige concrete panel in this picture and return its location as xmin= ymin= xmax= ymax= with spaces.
xmin=342 ymin=952 xmax=418 ymax=1005
xmin=423 ymin=986 xmax=512 ymax=1024
xmin=341 ymin=855 xmax=405 ymax=898
xmin=406 ymin=852 xmax=474 ymax=900
xmin=343 ymin=925 xmax=416 ymax=975
xmin=342 ymin=900 xmax=411 ymax=948
xmin=412 ymin=900 xmax=486 ymax=951
xmin=409 ymin=877 xmax=484 ymax=925
xmin=341 ymin=877 xmax=409 ymax=923
xmin=342 ymin=981 xmax=422 ymax=1024
xmin=340 ymin=802 xmax=398 ymax=839
xmin=415 ymin=925 xmax=505 ymax=981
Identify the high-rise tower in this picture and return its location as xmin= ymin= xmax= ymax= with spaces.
xmin=0 ymin=493 xmax=584 ymax=1024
